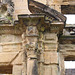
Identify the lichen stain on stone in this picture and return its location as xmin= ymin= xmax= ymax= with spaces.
xmin=32 ymin=60 xmax=38 ymax=75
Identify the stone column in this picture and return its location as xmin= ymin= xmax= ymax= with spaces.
xmin=25 ymin=26 xmax=38 ymax=75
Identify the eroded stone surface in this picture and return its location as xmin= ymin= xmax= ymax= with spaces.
xmin=43 ymin=52 xmax=58 ymax=64
xmin=0 ymin=0 xmax=70 ymax=75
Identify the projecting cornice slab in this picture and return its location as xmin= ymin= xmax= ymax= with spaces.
xmin=14 ymin=14 xmax=65 ymax=35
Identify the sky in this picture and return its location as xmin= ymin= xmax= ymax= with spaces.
xmin=64 ymin=15 xmax=75 ymax=24
xmin=65 ymin=61 xmax=75 ymax=69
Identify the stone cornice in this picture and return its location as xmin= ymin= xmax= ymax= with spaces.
xmin=0 ymin=26 xmax=22 ymax=34
xmin=14 ymin=14 xmax=65 ymax=35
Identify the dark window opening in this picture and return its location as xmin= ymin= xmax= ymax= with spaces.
xmin=61 ymin=5 xmax=75 ymax=14
xmin=0 ymin=66 xmax=12 ymax=75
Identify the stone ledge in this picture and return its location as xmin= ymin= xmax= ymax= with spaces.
xmin=0 ymin=52 xmax=19 ymax=63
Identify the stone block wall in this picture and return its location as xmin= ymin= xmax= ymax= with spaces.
xmin=0 ymin=26 xmax=23 ymax=74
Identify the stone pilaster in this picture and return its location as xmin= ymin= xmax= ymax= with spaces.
xmin=42 ymin=33 xmax=59 ymax=75
xmin=20 ymin=15 xmax=40 ymax=75
xmin=21 ymin=27 xmax=39 ymax=75
xmin=25 ymin=26 xmax=38 ymax=75
xmin=18 ymin=14 xmax=46 ymax=75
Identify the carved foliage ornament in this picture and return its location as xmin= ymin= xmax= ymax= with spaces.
xmin=0 ymin=0 xmax=14 ymax=23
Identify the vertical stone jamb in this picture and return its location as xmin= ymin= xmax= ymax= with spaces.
xmin=59 ymin=53 xmax=65 ymax=75
xmin=22 ymin=32 xmax=27 ymax=75
xmin=38 ymin=32 xmax=44 ymax=75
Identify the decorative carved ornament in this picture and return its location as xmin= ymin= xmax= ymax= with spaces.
xmin=0 ymin=0 xmax=14 ymax=24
